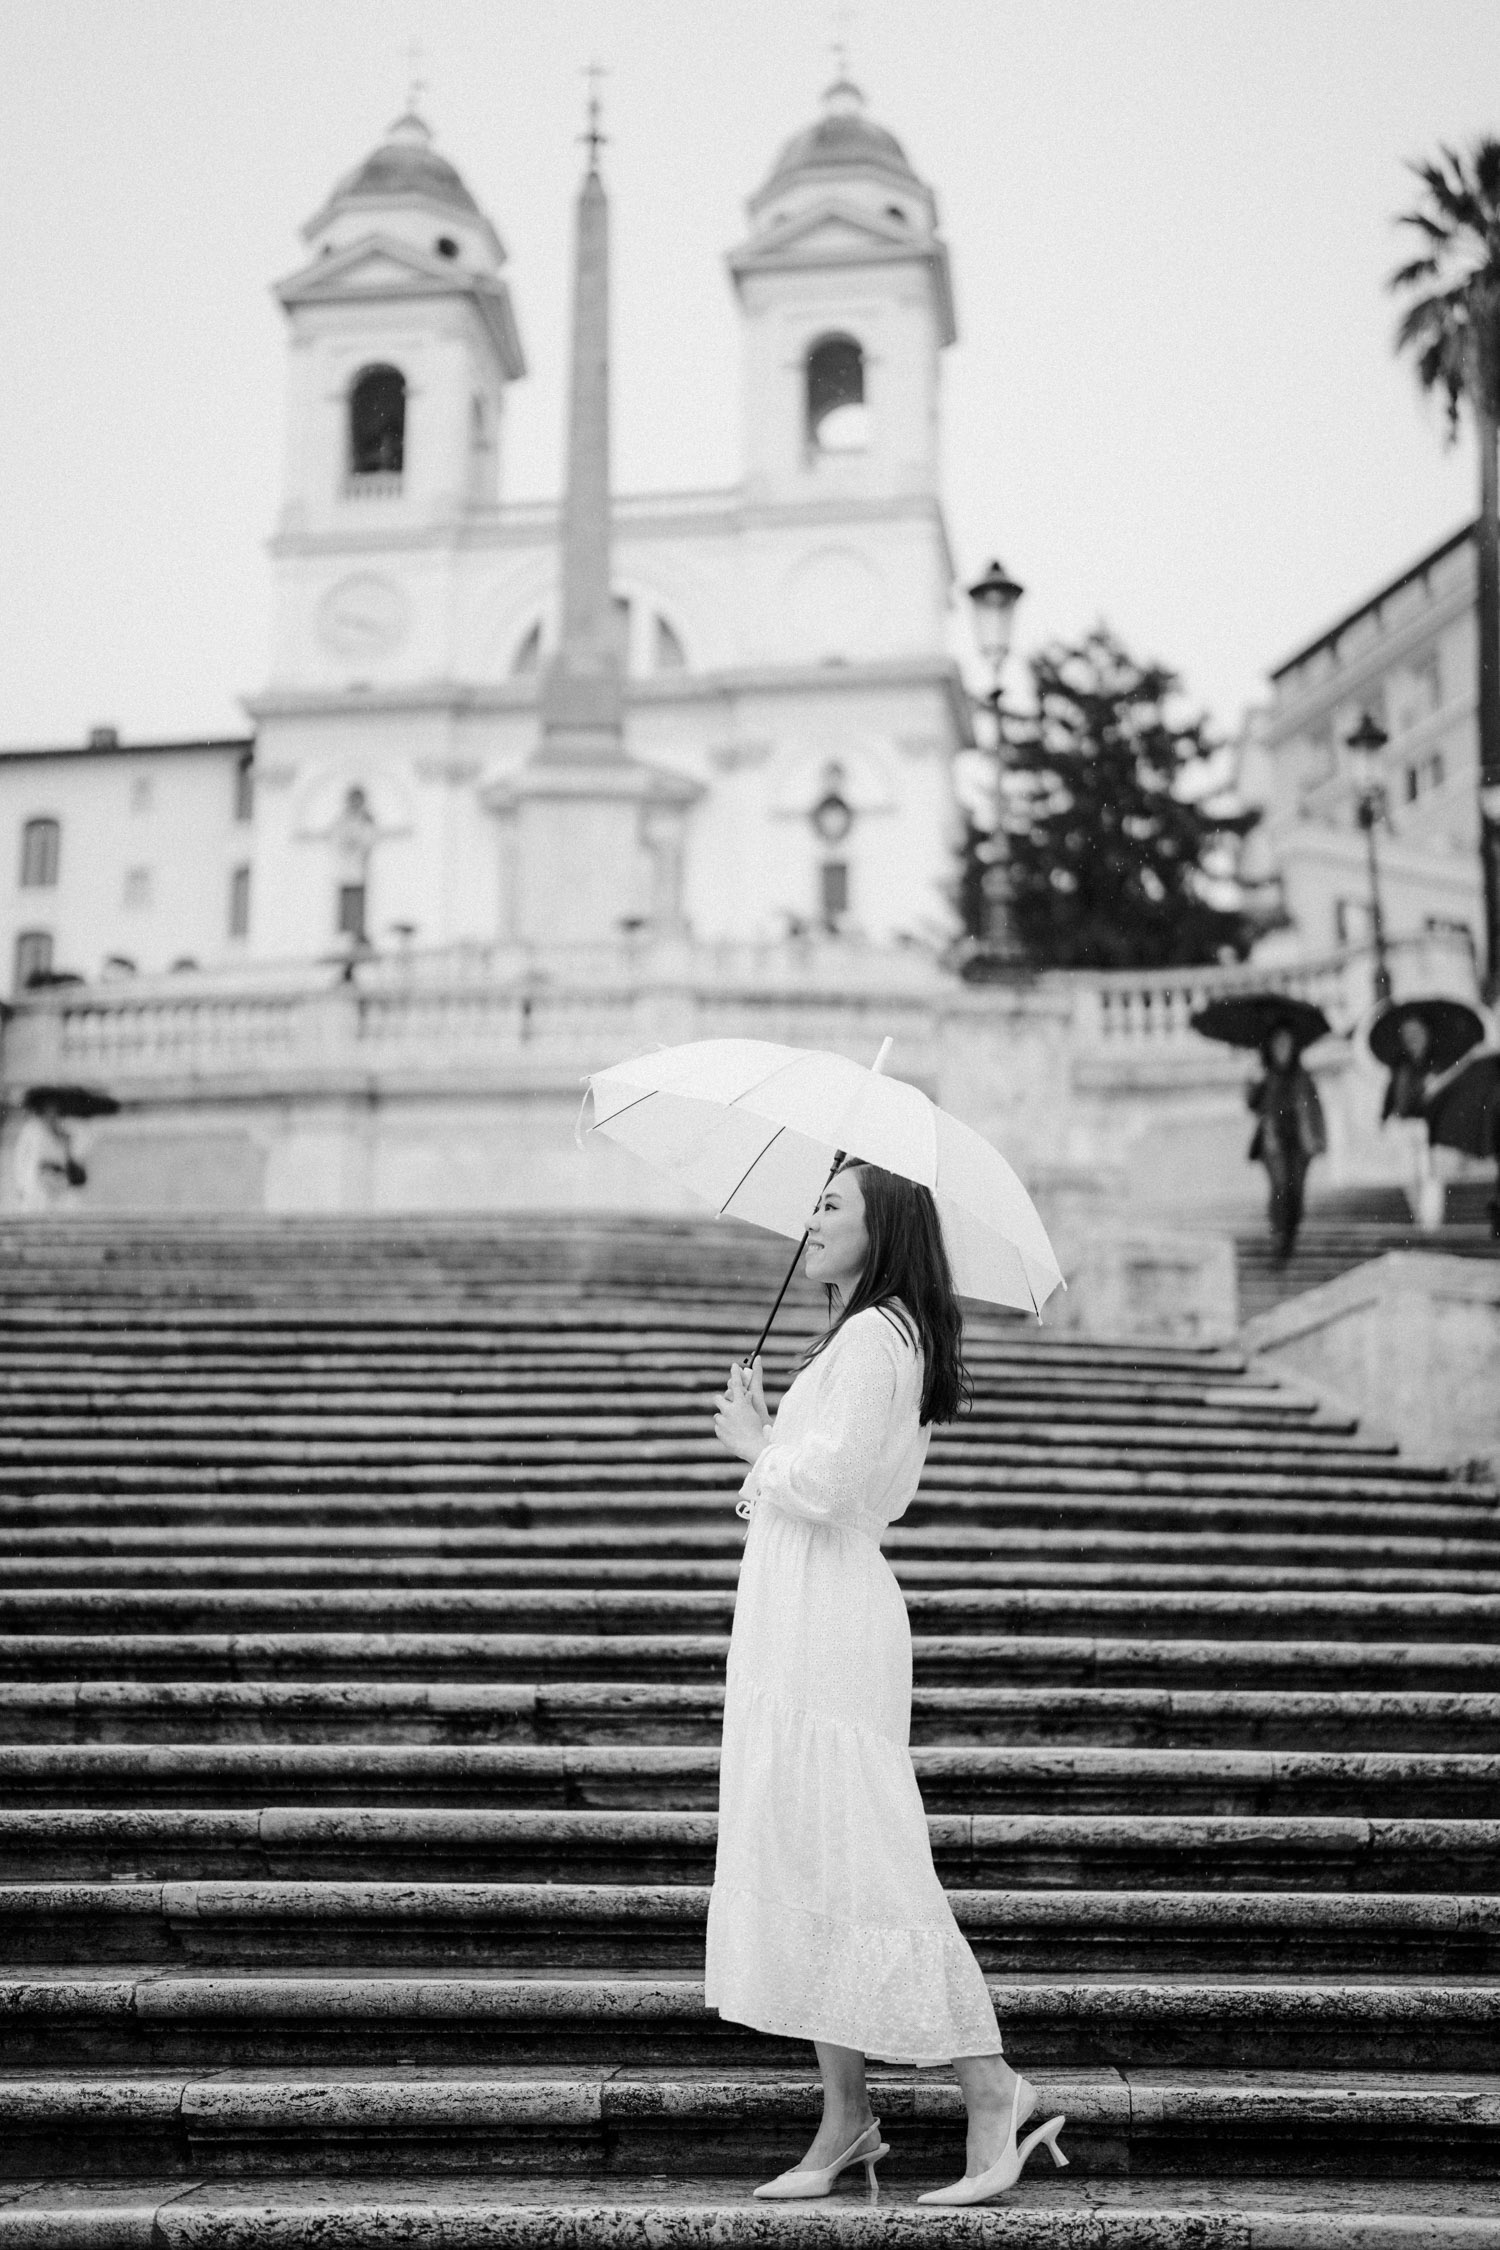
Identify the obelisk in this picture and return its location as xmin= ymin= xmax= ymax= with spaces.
xmin=536 ymin=85 xmax=624 ymax=767
xmin=499 ymin=85 xmax=698 ymax=944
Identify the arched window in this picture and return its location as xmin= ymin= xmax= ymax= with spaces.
xmin=13 ymin=930 xmax=52 ymax=990
xmin=806 ymin=335 xmax=869 ymax=454
xmin=20 ymin=817 xmax=60 ymax=888
xmin=349 ymin=365 xmax=406 ymax=480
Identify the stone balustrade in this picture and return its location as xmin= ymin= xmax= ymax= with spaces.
xmin=2 ymin=929 xmax=1477 ymax=1103
xmin=0 ymin=929 xmax=1481 ymax=1215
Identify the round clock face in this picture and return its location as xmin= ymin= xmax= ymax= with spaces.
xmin=318 ymin=573 xmax=410 ymax=657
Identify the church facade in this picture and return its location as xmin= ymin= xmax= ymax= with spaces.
xmin=0 ymin=81 xmax=973 ymax=992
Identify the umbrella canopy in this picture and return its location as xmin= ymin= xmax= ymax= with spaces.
xmin=1190 ymin=992 xmax=1332 ymax=1054
xmin=1423 ymin=1045 xmax=1500 ymax=1160
xmin=584 ymin=1037 xmax=1064 ymax=1317
xmin=1367 ymin=996 xmax=1488 ymax=1074
xmin=21 ymin=1084 xmax=119 ymax=1120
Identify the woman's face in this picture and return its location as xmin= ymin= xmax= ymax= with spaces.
xmin=1269 ymin=1028 xmax=1296 ymax=1069
xmin=1399 ymin=1018 xmax=1430 ymax=1062
xmin=805 ymin=1167 xmax=869 ymax=1297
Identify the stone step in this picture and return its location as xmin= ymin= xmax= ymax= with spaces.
xmin=4 ymin=1630 xmax=1495 ymax=1691
xmin=14 ymin=1559 xmax=1500 ymax=1599
xmin=1 ymin=2066 xmax=1497 ymax=2183
xmin=5 ymin=1969 xmax=1496 ymax=2072
xmin=6 ymin=1680 xmax=1498 ymax=1753
xmin=0 ymin=1389 xmax=1352 ymax=1439
xmin=2 ymin=1884 xmax=1496 ymax=1978
xmin=5 ymin=2173 xmax=1500 ymax=2249
xmin=23 ymin=1483 xmax=1500 ymax=1536
xmin=10 ymin=1538 xmax=1499 ymax=1588
xmin=6 ymin=1809 xmax=1495 ymax=1891
xmin=7 ymin=1586 xmax=1497 ymax=1639
xmin=4 ymin=1743 xmax=1494 ymax=1818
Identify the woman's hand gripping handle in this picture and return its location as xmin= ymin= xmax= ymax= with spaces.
xmin=713 ymin=1356 xmax=770 ymax=1467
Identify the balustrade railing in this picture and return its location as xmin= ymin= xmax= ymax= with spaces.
xmin=1 ymin=931 xmax=1480 ymax=1097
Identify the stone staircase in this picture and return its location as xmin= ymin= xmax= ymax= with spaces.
xmin=0 ymin=1214 xmax=1497 ymax=2246
xmin=1230 ymin=1181 xmax=1498 ymax=1324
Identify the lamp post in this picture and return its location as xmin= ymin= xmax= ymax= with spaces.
xmin=966 ymin=559 xmax=1025 ymax=954
xmin=1346 ymin=709 xmax=1393 ymax=1005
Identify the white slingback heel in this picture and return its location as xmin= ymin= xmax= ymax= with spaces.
xmin=917 ymin=2073 xmax=1068 ymax=2206
xmin=753 ymin=2117 xmax=890 ymax=2203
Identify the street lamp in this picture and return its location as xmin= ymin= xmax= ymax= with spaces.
xmin=1345 ymin=708 xmax=1393 ymax=1004
xmin=966 ymin=560 xmax=1025 ymax=956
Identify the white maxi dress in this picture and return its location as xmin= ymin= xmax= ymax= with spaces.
xmin=704 ymin=1304 xmax=1002 ymax=2065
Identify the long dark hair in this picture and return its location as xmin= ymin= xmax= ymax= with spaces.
xmin=801 ymin=1159 xmax=970 ymax=1425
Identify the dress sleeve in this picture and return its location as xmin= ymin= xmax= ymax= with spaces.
xmin=739 ymin=1313 xmax=908 ymax=1527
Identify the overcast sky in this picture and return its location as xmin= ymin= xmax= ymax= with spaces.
xmin=1 ymin=0 xmax=1497 ymax=749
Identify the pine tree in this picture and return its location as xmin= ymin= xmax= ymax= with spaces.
xmin=998 ymin=627 xmax=1256 ymax=970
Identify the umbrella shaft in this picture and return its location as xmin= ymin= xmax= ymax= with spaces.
xmin=743 ymin=1149 xmax=845 ymax=1367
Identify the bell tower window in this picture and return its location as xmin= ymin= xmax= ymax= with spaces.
xmin=806 ymin=335 xmax=869 ymax=455
xmin=348 ymin=364 xmax=406 ymax=485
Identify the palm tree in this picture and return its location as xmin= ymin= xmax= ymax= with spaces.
xmin=1390 ymin=138 xmax=1500 ymax=995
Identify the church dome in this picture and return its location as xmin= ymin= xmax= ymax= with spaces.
xmin=325 ymin=110 xmax=480 ymax=220
xmin=757 ymin=78 xmax=922 ymax=201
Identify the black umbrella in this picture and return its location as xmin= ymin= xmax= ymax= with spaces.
xmin=1190 ymin=992 xmax=1332 ymax=1054
xmin=22 ymin=1084 xmax=120 ymax=1120
xmin=1423 ymin=1046 xmax=1500 ymax=1160
xmin=1367 ymin=997 xmax=1488 ymax=1074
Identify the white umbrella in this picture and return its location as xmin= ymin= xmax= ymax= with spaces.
xmin=581 ymin=1035 xmax=1064 ymax=1343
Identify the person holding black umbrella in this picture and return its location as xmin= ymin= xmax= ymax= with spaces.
xmin=1369 ymin=999 xmax=1487 ymax=1231
xmin=1246 ymin=1022 xmax=1328 ymax=1263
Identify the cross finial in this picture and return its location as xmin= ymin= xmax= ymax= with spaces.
xmin=404 ymin=34 xmax=426 ymax=116
xmin=581 ymin=61 xmax=608 ymax=170
xmin=829 ymin=0 xmax=855 ymax=81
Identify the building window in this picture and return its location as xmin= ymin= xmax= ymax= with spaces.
xmin=1413 ymin=651 xmax=1443 ymax=714
xmin=1404 ymin=764 xmax=1420 ymax=802
xmin=348 ymin=364 xmax=406 ymax=479
xmin=20 ymin=817 xmax=60 ymax=888
xmin=234 ymin=751 xmax=254 ymax=823
xmin=820 ymin=859 xmax=850 ymax=926
xmin=337 ymin=882 xmax=367 ymax=943
xmin=130 ymin=774 xmax=153 ymax=814
xmin=13 ymin=929 xmax=52 ymax=991
xmin=1428 ymin=750 xmax=1446 ymax=789
xmin=229 ymin=864 xmax=251 ymax=939
xmin=512 ymin=621 xmax=542 ymax=675
xmin=806 ymin=334 xmax=868 ymax=453
xmin=122 ymin=867 xmax=152 ymax=912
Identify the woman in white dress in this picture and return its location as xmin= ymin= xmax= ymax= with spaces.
xmin=706 ymin=1158 xmax=1067 ymax=2206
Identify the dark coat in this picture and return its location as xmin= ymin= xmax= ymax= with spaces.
xmin=1247 ymin=1063 xmax=1327 ymax=1165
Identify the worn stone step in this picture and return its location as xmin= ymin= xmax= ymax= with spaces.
xmin=0 ymin=1391 xmax=1361 ymax=1444
xmin=5 ymin=1969 xmax=1496 ymax=2072
xmin=7 ymin=1586 xmax=1499 ymax=1639
xmin=6 ymin=2172 xmax=1500 ymax=2249
xmin=6 ymin=1680 xmax=1499 ymax=1753
xmin=9 ymin=1511 xmax=1499 ymax=1566
xmin=4 ymin=1809 xmax=1494 ymax=1890
xmin=4 ymin=1743 xmax=1495 ymax=1819
xmin=3 ymin=1884 xmax=1496 ymax=1978
xmin=14 ymin=1484 xmax=1499 ymax=1537
xmin=1 ymin=2066 xmax=1497 ymax=2183
xmin=3 ymin=1632 xmax=1496 ymax=1691
xmin=10 ymin=1544 xmax=1498 ymax=1593
xmin=8 ymin=1485 xmax=1493 ymax=1539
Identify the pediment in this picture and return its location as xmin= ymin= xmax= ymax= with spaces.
xmin=277 ymin=235 xmax=456 ymax=306
xmin=741 ymin=196 xmax=922 ymax=263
